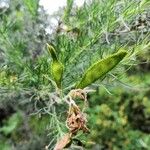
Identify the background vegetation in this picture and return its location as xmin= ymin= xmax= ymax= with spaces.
xmin=0 ymin=0 xmax=150 ymax=149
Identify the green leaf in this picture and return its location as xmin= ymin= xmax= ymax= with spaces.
xmin=76 ymin=50 xmax=127 ymax=89
xmin=47 ymin=44 xmax=64 ymax=89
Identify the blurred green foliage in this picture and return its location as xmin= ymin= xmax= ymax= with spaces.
xmin=0 ymin=112 xmax=22 ymax=135
xmin=87 ymin=73 xmax=150 ymax=149
xmin=0 ymin=0 xmax=150 ymax=149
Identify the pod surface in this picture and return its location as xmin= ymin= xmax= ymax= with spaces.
xmin=76 ymin=50 xmax=127 ymax=89
xmin=47 ymin=44 xmax=63 ymax=88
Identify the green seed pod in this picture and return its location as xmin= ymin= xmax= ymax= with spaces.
xmin=47 ymin=44 xmax=64 ymax=88
xmin=76 ymin=50 xmax=127 ymax=89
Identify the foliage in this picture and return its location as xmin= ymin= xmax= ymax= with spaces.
xmin=0 ymin=112 xmax=22 ymax=135
xmin=86 ymin=73 xmax=150 ymax=149
xmin=0 ymin=0 xmax=150 ymax=149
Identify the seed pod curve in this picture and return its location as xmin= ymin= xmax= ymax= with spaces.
xmin=47 ymin=44 xmax=64 ymax=88
xmin=76 ymin=50 xmax=127 ymax=89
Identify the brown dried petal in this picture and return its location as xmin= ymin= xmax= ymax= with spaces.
xmin=67 ymin=108 xmax=89 ymax=134
xmin=67 ymin=113 xmax=79 ymax=133
xmin=70 ymin=89 xmax=86 ymax=100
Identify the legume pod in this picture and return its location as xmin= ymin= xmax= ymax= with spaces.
xmin=47 ymin=44 xmax=64 ymax=88
xmin=76 ymin=50 xmax=127 ymax=89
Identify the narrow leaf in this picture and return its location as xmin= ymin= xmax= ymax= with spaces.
xmin=76 ymin=50 xmax=127 ymax=89
xmin=63 ymin=0 xmax=74 ymax=22
xmin=23 ymin=0 xmax=39 ymax=17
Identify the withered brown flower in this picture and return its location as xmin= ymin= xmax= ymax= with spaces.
xmin=66 ymin=104 xmax=89 ymax=134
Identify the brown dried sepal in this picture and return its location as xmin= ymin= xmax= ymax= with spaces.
xmin=54 ymin=133 xmax=72 ymax=150
xmin=69 ymin=89 xmax=87 ymax=101
xmin=66 ymin=105 xmax=90 ymax=134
